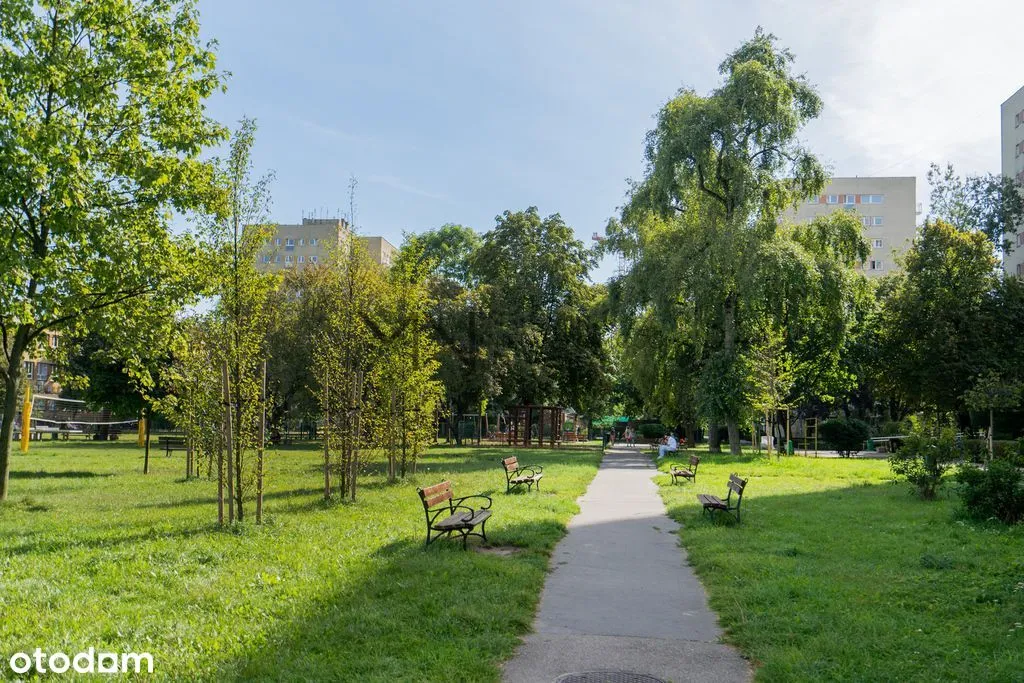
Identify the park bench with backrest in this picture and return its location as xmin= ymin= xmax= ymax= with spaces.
xmin=670 ymin=455 xmax=700 ymax=485
xmin=697 ymin=473 xmax=748 ymax=523
xmin=500 ymin=456 xmax=544 ymax=493
xmin=416 ymin=481 xmax=492 ymax=549
xmin=157 ymin=435 xmax=186 ymax=457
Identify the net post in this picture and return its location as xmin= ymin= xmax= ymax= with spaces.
xmin=20 ymin=384 xmax=32 ymax=452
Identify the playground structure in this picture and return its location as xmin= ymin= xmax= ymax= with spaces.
xmin=502 ymin=405 xmax=565 ymax=448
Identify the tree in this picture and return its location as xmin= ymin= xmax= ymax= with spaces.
xmin=620 ymin=27 xmax=827 ymax=453
xmin=472 ymin=207 xmax=608 ymax=410
xmin=743 ymin=321 xmax=796 ymax=457
xmin=818 ymin=417 xmax=869 ymax=458
xmin=876 ymin=220 xmax=997 ymax=413
xmin=927 ymin=162 xmax=1024 ymax=254
xmin=962 ymin=371 xmax=1021 ymax=458
xmin=200 ymin=119 xmax=277 ymax=524
xmin=0 ymin=0 xmax=225 ymax=500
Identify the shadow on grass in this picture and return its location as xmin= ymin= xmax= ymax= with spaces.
xmin=219 ymin=519 xmax=567 ymax=681
xmin=10 ymin=470 xmax=110 ymax=479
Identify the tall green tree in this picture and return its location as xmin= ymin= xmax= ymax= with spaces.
xmin=0 ymin=0 xmax=225 ymax=499
xmin=876 ymin=219 xmax=997 ymax=412
xmin=927 ymin=162 xmax=1024 ymax=254
xmin=472 ymin=207 xmax=608 ymax=410
xmin=621 ymin=28 xmax=827 ymax=453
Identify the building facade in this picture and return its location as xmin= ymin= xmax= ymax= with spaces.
xmin=256 ymin=217 xmax=397 ymax=271
xmin=1001 ymin=85 xmax=1024 ymax=277
xmin=786 ymin=177 xmax=917 ymax=278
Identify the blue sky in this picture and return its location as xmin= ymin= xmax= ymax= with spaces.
xmin=197 ymin=0 xmax=1024 ymax=282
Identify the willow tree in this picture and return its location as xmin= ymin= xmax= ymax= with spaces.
xmin=615 ymin=28 xmax=827 ymax=453
xmin=0 ymin=0 xmax=225 ymax=500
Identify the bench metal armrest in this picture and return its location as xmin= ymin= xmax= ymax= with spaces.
xmin=515 ymin=465 xmax=542 ymax=477
xmin=452 ymin=493 xmax=492 ymax=510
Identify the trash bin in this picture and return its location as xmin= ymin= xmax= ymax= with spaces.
xmin=866 ymin=438 xmax=875 ymax=451
xmin=786 ymin=440 xmax=794 ymax=456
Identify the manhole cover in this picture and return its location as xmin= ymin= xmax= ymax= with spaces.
xmin=555 ymin=673 xmax=666 ymax=683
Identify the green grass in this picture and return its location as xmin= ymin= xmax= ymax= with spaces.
xmin=0 ymin=440 xmax=602 ymax=681
xmin=654 ymin=447 xmax=1024 ymax=682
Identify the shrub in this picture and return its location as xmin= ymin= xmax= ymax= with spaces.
xmin=878 ymin=420 xmax=908 ymax=437
xmin=888 ymin=429 xmax=957 ymax=500
xmin=637 ymin=423 xmax=666 ymax=440
xmin=955 ymin=459 xmax=1024 ymax=524
xmin=818 ymin=418 xmax=870 ymax=457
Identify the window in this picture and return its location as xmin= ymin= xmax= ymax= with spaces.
xmin=297 ymin=255 xmax=305 ymax=263
xmin=873 ymin=239 xmax=883 ymax=248
xmin=827 ymin=195 xmax=839 ymax=204
xmin=285 ymin=238 xmax=295 ymax=247
xmin=285 ymin=255 xmax=292 ymax=263
xmin=24 ymin=361 xmax=33 ymax=380
xmin=1018 ymin=232 xmax=1024 ymax=247
xmin=843 ymin=194 xmax=855 ymax=205
xmin=1019 ymin=263 xmax=1024 ymax=277
xmin=310 ymin=255 xmax=318 ymax=263
xmin=274 ymin=255 xmax=280 ymax=263
xmin=863 ymin=194 xmax=884 ymax=204
xmin=37 ymin=364 xmax=49 ymax=381
xmin=274 ymin=238 xmax=281 ymax=246
xmin=49 ymin=334 xmax=58 ymax=348
xmin=262 ymin=255 xmax=270 ymax=263
xmin=873 ymin=216 xmax=884 ymax=226
xmin=807 ymin=196 xmax=819 ymax=205
xmin=861 ymin=216 xmax=870 ymax=226
xmin=309 ymin=238 xmax=317 ymax=246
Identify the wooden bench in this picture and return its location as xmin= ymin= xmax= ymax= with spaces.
xmin=697 ymin=473 xmax=748 ymax=523
xmin=670 ymin=455 xmax=700 ymax=485
xmin=416 ymin=481 xmax=492 ymax=549
xmin=500 ymin=456 xmax=544 ymax=493
xmin=158 ymin=436 xmax=186 ymax=457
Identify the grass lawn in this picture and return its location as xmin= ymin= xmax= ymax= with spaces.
xmin=654 ymin=447 xmax=1024 ymax=682
xmin=0 ymin=440 xmax=602 ymax=681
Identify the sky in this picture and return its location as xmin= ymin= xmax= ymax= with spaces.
xmin=197 ymin=0 xmax=1024 ymax=282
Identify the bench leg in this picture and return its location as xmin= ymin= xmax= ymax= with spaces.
xmin=535 ymin=478 xmax=540 ymax=492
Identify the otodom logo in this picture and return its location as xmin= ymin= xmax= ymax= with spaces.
xmin=7 ymin=648 xmax=153 ymax=675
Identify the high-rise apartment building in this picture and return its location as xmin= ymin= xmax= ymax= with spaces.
xmin=256 ymin=217 xmax=397 ymax=271
xmin=1001 ymin=85 xmax=1024 ymax=278
xmin=786 ymin=177 xmax=917 ymax=278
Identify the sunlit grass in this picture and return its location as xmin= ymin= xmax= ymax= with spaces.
xmin=654 ymin=448 xmax=1024 ymax=681
xmin=0 ymin=440 xmax=602 ymax=681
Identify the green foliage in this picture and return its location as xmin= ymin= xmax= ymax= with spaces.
xmin=878 ymin=420 xmax=908 ymax=437
xmin=888 ymin=424 xmax=958 ymax=500
xmin=956 ymin=460 xmax=1024 ymax=524
xmin=637 ymin=423 xmax=667 ymax=440
xmin=927 ymin=162 xmax=1024 ymax=253
xmin=818 ymin=417 xmax=869 ymax=457
xmin=0 ymin=0 xmax=226 ymax=499
xmin=472 ymin=207 xmax=608 ymax=411
xmin=876 ymin=220 xmax=997 ymax=412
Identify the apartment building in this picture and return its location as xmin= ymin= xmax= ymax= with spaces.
xmin=786 ymin=177 xmax=917 ymax=277
xmin=256 ymin=217 xmax=397 ymax=271
xmin=1001 ymin=85 xmax=1024 ymax=278
xmin=24 ymin=331 xmax=61 ymax=395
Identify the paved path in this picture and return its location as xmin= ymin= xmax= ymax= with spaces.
xmin=502 ymin=447 xmax=751 ymax=683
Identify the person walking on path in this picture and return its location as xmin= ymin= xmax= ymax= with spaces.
xmin=624 ymin=426 xmax=635 ymax=448
xmin=658 ymin=433 xmax=678 ymax=459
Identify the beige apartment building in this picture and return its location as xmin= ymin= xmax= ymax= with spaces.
xmin=787 ymin=177 xmax=917 ymax=278
xmin=256 ymin=217 xmax=398 ymax=271
xmin=1001 ymin=85 xmax=1024 ymax=278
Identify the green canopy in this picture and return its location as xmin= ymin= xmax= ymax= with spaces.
xmin=592 ymin=415 xmax=629 ymax=428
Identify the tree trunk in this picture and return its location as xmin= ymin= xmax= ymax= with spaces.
xmin=726 ymin=420 xmax=741 ymax=455
xmin=222 ymin=362 xmax=234 ymax=524
xmin=0 ymin=328 xmax=29 ymax=500
xmin=708 ymin=422 xmax=721 ymax=453
xmin=256 ymin=361 xmax=265 ymax=524
xmin=143 ymin=406 xmax=151 ymax=474
xmin=989 ymin=407 xmax=994 ymax=461
xmin=722 ymin=293 xmax=741 ymax=455
xmin=323 ymin=372 xmax=331 ymax=499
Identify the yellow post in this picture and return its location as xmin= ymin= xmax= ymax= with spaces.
xmin=20 ymin=384 xmax=32 ymax=453
xmin=137 ymin=416 xmax=146 ymax=447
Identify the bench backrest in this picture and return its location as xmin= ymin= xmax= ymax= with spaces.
xmin=727 ymin=474 xmax=747 ymax=505
xmin=501 ymin=456 xmax=519 ymax=472
xmin=689 ymin=455 xmax=700 ymax=470
xmin=418 ymin=481 xmax=453 ymax=511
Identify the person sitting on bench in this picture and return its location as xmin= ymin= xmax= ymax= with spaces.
xmin=657 ymin=433 xmax=677 ymax=459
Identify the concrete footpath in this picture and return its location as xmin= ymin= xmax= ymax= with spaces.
xmin=502 ymin=447 xmax=751 ymax=683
